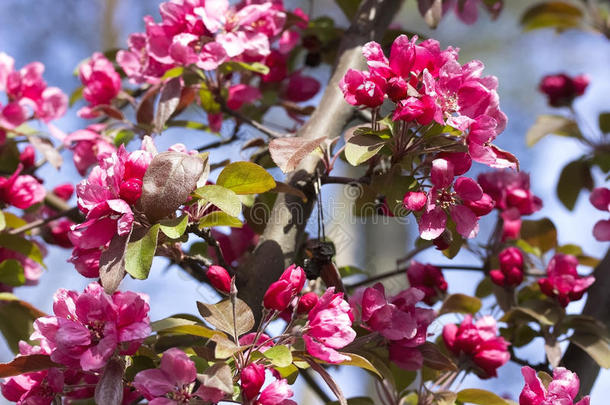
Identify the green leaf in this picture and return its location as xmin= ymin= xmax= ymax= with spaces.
xmin=475 ymin=277 xmax=493 ymax=298
xmin=525 ymin=114 xmax=581 ymax=147
xmin=263 ymin=345 xmax=293 ymax=368
xmin=345 ymin=134 xmax=386 ymax=166
xmin=0 ymin=234 xmax=44 ymax=266
xmin=217 ymin=162 xmax=276 ymax=194
xmin=503 ymin=299 xmax=564 ymax=326
xmin=161 ymin=66 xmax=184 ymax=79
xmin=199 ymin=83 xmax=221 ymax=114
xmin=0 ymin=212 xmax=26 ymax=230
xmin=516 ymin=239 xmax=542 ymax=257
xmin=125 ymin=224 xmax=160 ymax=280
xmin=112 ymin=129 xmax=135 ymax=147
xmin=275 ymin=364 xmax=299 ymax=384
xmin=439 ymin=294 xmax=482 ymax=315
xmin=520 ymin=1 xmax=583 ymax=32
xmin=0 ymin=295 xmax=46 ymax=353
xmin=336 ymin=353 xmax=383 ymax=378
xmin=159 ymin=215 xmax=189 ymax=239
xmin=0 ymin=211 xmax=5 ymax=231
xmin=69 ymin=86 xmax=84 ymax=107
xmin=334 ymin=0 xmax=362 ymax=20
xmin=569 ymin=332 xmax=610 ymax=368
xmin=556 ymin=159 xmax=593 ymax=210
xmin=0 ymin=260 xmax=25 ymax=286
xmin=338 ymin=266 xmax=365 ymax=277
xmin=219 ymin=61 xmax=270 ymax=75
xmin=520 ymin=218 xmax=558 ymax=253
xmin=198 ymin=211 xmax=243 ymax=229
xmin=598 ymin=112 xmax=610 ymax=133
xmin=193 ymin=185 xmax=242 ymax=217
xmin=457 ymin=388 xmax=509 ymax=405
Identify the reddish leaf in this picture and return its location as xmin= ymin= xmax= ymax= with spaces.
xmin=154 ymin=77 xmax=182 ymax=132
xmin=269 ymin=136 xmax=327 ymax=173
xmin=94 ymin=357 xmax=125 ymax=405
xmin=136 ymin=85 xmax=160 ymax=127
xmin=99 ymin=232 xmax=130 ymax=294
xmin=140 ymin=152 xmax=205 ymax=221
xmin=0 ymin=355 xmax=59 ymax=378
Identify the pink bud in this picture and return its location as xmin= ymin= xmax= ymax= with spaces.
xmin=499 ymin=247 xmax=523 ymax=271
xmin=464 ymin=193 xmax=495 ymax=216
xmin=403 ymin=191 xmax=427 ymax=211
xmin=283 ymin=73 xmax=320 ymax=103
xmin=297 ymin=292 xmax=319 ymax=314
xmin=241 ymin=363 xmax=266 ymax=400
xmin=386 ymin=76 xmax=408 ymax=102
xmin=119 ymin=178 xmax=143 ymax=205
xmin=489 ymin=269 xmax=506 ymax=286
xmin=19 ymin=146 xmax=35 ymax=168
xmin=263 ymin=280 xmax=293 ymax=312
xmin=53 ymin=183 xmax=74 ymax=201
xmin=207 ymin=265 xmax=231 ymax=294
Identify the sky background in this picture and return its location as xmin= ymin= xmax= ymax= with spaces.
xmin=0 ymin=0 xmax=608 ymax=403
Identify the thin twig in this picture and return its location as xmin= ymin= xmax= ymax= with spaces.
xmin=188 ymin=224 xmax=231 ymax=271
xmin=320 ymin=175 xmax=370 ymax=185
xmin=222 ymin=105 xmax=286 ymax=139
xmin=300 ymin=369 xmax=332 ymax=403
xmin=8 ymin=207 xmax=80 ymax=236
xmin=197 ymin=125 xmax=240 ymax=152
xmin=346 ymin=264 xmax=484 ymax=289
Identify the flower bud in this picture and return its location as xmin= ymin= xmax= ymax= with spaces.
xmin=499 ymin=247 xmax=523 ymax=271
xmin=297 ymin=292 xmax=319 ymax=314
xmin=241 ymin=363 xmax=266 ymax=400
xmin=386 ymin=76 xmax=408 ymax=102
xmin=539 ymin=73 xmax=589 ymax=107
xmin=119 ymin=178 xmax=143 ymax=205
xmin=207 ymin=265 xmax=231 ymax=294
xmin=124 ymin=150 xmax=152 ymax=181
xmin=19 ymin=146 xmax=35 ymax=168
xmin=53 ymin=183 xmax=74 ymax=201
xmin=403 ymin=191 xmax=427 ymax=211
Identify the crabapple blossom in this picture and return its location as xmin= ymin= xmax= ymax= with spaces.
xmin=590 ymin=187 xmax=610 ymax=241
xmin=263 ymin=264 xmax=306 ymax=312
xmin=539 ymin=73 xmax=589 ymax=107
xmin=207 ymin=265 xmax=232 ymax=294
xmin=256 ymin=378 xmax=296 ymax=405
xmin=0 ymin=164 xmax=46 ymax=209
xmin=30 ymin=283 xmax=150 ymax=371
xmin=519 ymin=366 xmax=590 ymax=405
xmin=78 ymin=52 xmax=122 ymax=118
xmin=406 ymin=261 xmax=448 ymax=305
xmin=241 ymin=363 xmax=266 ymax=401
xmin=490 ymin=247 xmax=525 ymax=287
xmin=303 ymin=287 xmax=356 ymax=364
xmin=63 ymin=125 xmax=116 ymax=176
xmin=443 ymin=315 xmax=510 ymax=378
xmin=538 ymin=254 xmax=595 ymax=307
xmin=296 ymin=292 xmax=319 ymax=314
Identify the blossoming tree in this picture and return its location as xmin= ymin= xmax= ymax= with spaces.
xmin=0 ymin=0 xmax=608 ymax=404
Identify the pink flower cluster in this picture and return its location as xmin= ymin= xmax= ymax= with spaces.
xmin=350 ymin=284 xmax=434 ymax=370
xmin=68 ymin=145 xmax=152 ymax=277
xmin=406 ymin=261 xmax=447 ymax=305
xmin=0 ymin=163 xmax=46 ymax=210
xmin=63 ymin=124 xmax=117 ymax=175
xmin=442 ymin=315 xmax=510 ymax=379
xmin=340 ymin=35 xmax=512 ymax=169
xmin=538 ymin=254 xmax=594 ymax=307
xmin=539 ymin=73 xmax=589 ymax=108
xmin=77 ymin=53 xmax=122 ymax=119
xmin=263 ymin=264 xmax=306 ymax=312
xmin=31 ymin=283 xmax=150 ymax=371
xmin=116 ymin=0 xmax=318 ymax=130
xmin=520 ymin=366 xmax=590 ymax=405
xmin=590 ymin=187 xmax=610 ymax=241
xmin=490 ymin=247 xmax=524 ymax=287
xmin=478 ymin=170 xmax=542 ymax=240
xmin=0 ymin=52 xmax=67 ymax=138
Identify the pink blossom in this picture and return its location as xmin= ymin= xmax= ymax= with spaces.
xmin=297 ymin=292 xmax=319 ymax=314
xmin=590 ymin=187 xmax=610 ymax=241
xmin=406 ymin=261 xmax=447 ymax=305
xmin=538 ymin=254 xmax=595 ymax=307
xmin=393 ymin=95 xmax=441 ymax=125
xmin=239 ymin=332 xmax=274 ymax=353
xmin=133 ymin=348 xmax=204 ymax=404
xmin=303 ymin=287 xmax=355 ymax=364
xmin=256 ymin=378 xmax=297 ymax=405
xmin=520 ymin=366 xmax=590 ymax=405
xmin=0 ymin=164 xmax=46 ymax=209
xmin=403 ymin=191 xmax=428 ymax=212
xmin=78 ymin=52 xmax=122 ymax=118
xmin=339 ymin=69 xmax=386 ymax=108
xmin=263 ymin=264 xmax=306 ymax=312
xmin=539 ymin=73 xmax=589 ymax=107
xmin=350 ymin=284 xmax=433 ymax=369
xmin=207 ymin=265 xmax=232 ymax=294
xmin=418 ymin=158 xmax=490 ymax=240
xmin=31 ymin=283 xmax=150 ymax=371
xmin=1 ymin=360 xmax=63 ymax=405
xmin=241 ymin=363 xmax=266 ymax=400
xmin=490 ymin=247 xmax=524 ymax=287
xmin=19 ymin=145 xmax=35 ymax=168
xmin=282 ymin=73 xmax=320 ymax=103
xmin=227 ymin=84 xmax=262 ymax=110
xmin=64 ymin=125 xmax=116 ymax=175
xmin=443 ymin=315 xmax=510 ymax=379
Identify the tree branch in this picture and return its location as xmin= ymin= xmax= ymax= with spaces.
xmin=560 ymin=247 xmax=610 ymax=396
xmin=236 ymin=0 xmax=405 ymax=320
